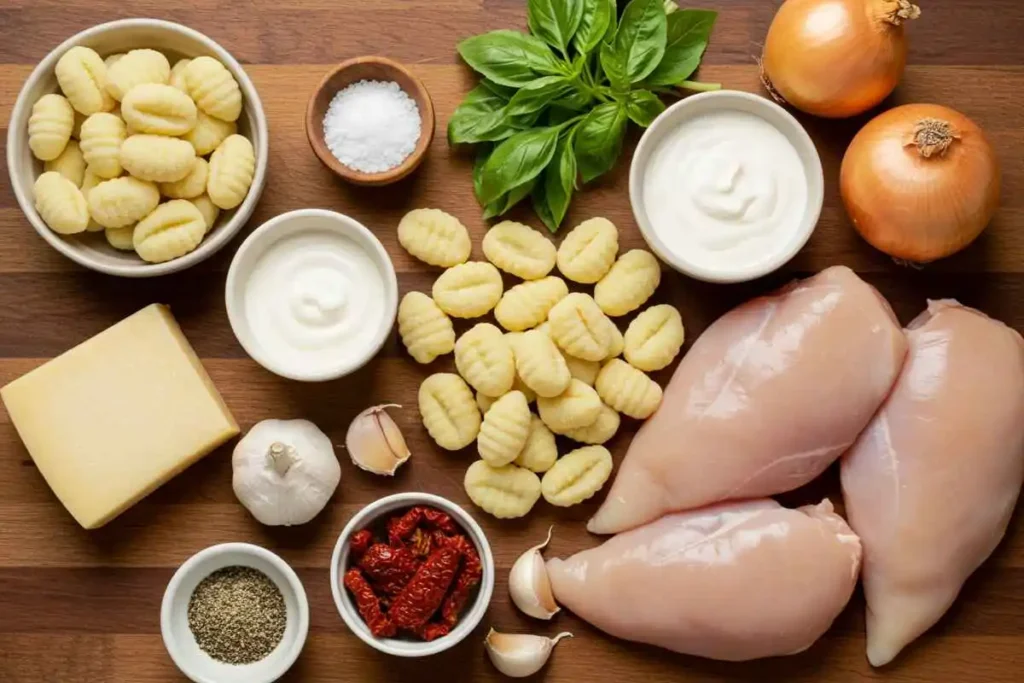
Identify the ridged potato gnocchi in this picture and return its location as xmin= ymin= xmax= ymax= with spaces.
xmin=207 ymin=134 xmax=255 ymax=210
xmin=595 ymin=250 xmax=662 ymax=317
xmin=28 ymin=94 xmax=74 ymax=161
xmin=33 ymin=172 xmax=88 ymax=234
xmin=514 ymin=415 xmax=557 ymax=473
xmin=557 ymin=217 xmax=619 ymax=283
xmin=477 ymin=391 xmax=531 ymax=467
xmin=624 ymin=304 xmax=685 ymax=371
xmin=398 ymin=291 xmax=455 ymax=364
xmin=106 ymin=226 xmax=135 ymax=250
xmin=183 ymin=111 xmax=236 ymax=156
xmin=189 ymin=195 xmax=220 ymax=232
xmin=169 ymin=59 xmax=191 ymax=92
xmin=132 ymin=199 xmax=207 ymax=263
xmin=547 ymin=292 xmax=612 ymax=362
xmin=596 ymin=359 xmax=663 ymax=419
xmin=419 ymin=373 xmax=481 ymax=451
xmin=541 ymin=446 xmax=613 ymax=507
xmin=538 ymin=378 xmax=602 ymax=433
xmin=55 ymin=46 xmax=114 ymax=115
xmin=106 ymin=49 xmax=170 ymax=101
xmin=79 ymin=112 xmax=127 ymax=178
xmin=511 ymin=330 xmax=570 ymax=398
xmin=87 ymin=176 xmax=160 ymax=229
xmin=398 ymin=208 xmax=471 ymax=267
xmin=120 ymin=134 xmax=196 ymax=183
xmin=160 ymin=158 xmax=209 ymax=200
xmin=563 ymin=402 xmax=620 ymax=445
xmin=432 ymin=262 xmax=503 ymax=318
xmin=44 ymin=140 xmax=86 ymax=187
xmin=454 ymin=323 xmax=515 ymax=398
xmin=184 ymin=56 xmax=242 ymax=122
xmin=120 ymin=83 xmax=197 ymax=136
xmin=482 ymin=221 xmax=556 ymax=280
xmin=494 ymin=276 xmax=568 ymax=332
xmin=464 ymin=460 xmax=541 ymax=519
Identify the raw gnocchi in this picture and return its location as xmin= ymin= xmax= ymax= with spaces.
xmin=397 ymin=291 xmax=455 ymax=364
xmin=105 ymin=226 xmax=135 ymax=250
xmin=79 ymin=112 xmax=127 ymax=178
xmin=594 ymin=250 xmax=661 ymax=317
xmin=87 ymin=176 xmax=160 ymax=229
xmin=104 ymin=53 xmax=125 ymax=69
xmin=595 ymin=359 xmax=663 ymax=419
xmin=563 ymin=352 xmax=600 ymax=386
xmin=454 ymin=323 xmax=516 ymax=398
xmin=120 ymin=83 xmax=197 ymax=136
xmin=120 ymin=134 xmax=196 ymax=183
xmin=55 ymin=46 xmax=114 ymax=115
xmin=624 ymin=304 xmax=685 ymax=371
xmin=557 ymin=217 xmax=618 ymax=284
xmin=476 ymin=391 xmax=498 ymax=414
xmin=184 ymin=56 xmax=242 ymax=122
xmin=541 ymin=445 xmax=613 ymax=507
xmin=80 ymin=169 xmax=104 ymax=231
xmin=547 ymin=292 xmax=612 ymax=362
xmin=514 ymin=416 xmax=558 ymax=473
xmin=537 ymin=378 xmax=602 ymax=433
xmin=183 ymin=110 xmax=236 ymax=156
xmin=477 ymin=391 xmax=531 ymax=467
xmin=464 ymin=460 xmax=541 ymax=519
xmin=159 ymin=158 xmax=208 ymax=200
xmin=398 ymin=208 xmax=471 ymax=267
xmin=602 ymin=316 xmax=624 ymax=359
xmin=133 ymin=199 xmax=207 ymax=262
xmin=494 ymin=276 xmax=568 ymax=332
xmin=106 ymin=49 xmax=170 ymax=101
xmin=482 ymin=221 xmax=556 ymax=280
xmin=33 ymin=171 xmax=89 ymax=234
xmin=419 ymin=373 xmax=481 ymax=450
xmin=188 ymin=194 xmax=220 ymax=233
xmin=207 ymin=134 xmax=255 ymax=210
xmin=44 ymin=139 xmax=86 ymax=187
xmin=432 ymin=262 xmax=503 ymax=318
xmin=563 ymin=403 xmax=620 ymax=445
xmin=28 ymin=94 xmax=74 ymax=161
xmin=511 ymin=329 xmax=571 ymax=398
xmin=169 ymin=58 xmax=191 ymax=91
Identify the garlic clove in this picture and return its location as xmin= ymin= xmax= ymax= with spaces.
xmin=485 ymin=629 xmax=572 ymax=678
xmin=508 ymin=526 xmax=560 ymax=619
xmin=346 ymin=404 xmax=411 ymax=476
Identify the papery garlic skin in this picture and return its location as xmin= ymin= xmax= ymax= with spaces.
xmin=509 ymin=527 xmax=559 ymax=619
xmin=485 ymin=629 xmax=572 ymax=678
xmin=232 ymin=418 xmax=340 ymax=526
xmin=346 ymin=404 xmax=411 ymax=476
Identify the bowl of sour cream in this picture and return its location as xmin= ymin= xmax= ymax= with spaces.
xmin=629 ymin=90 xmax=824 ymax=283
xmin=226 ymin=209 xmax=398 ymax=382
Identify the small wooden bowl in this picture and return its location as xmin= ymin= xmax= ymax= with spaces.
xmin=305 ymin=56 xmax=435 ymax=186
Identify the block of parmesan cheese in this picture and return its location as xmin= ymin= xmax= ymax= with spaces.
xmin=1 ymin=304 xmax=239 ymax=529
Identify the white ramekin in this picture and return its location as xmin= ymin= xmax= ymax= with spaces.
xmin=629 ymin=90 xmax=824 ymax=283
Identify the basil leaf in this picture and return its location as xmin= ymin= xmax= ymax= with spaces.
xmin=479 ymin=125 xmax=562 ymax=206
xmin=574 ymin=101 xmax=628 ymax=183
xmin=645 ymin=9 xmax=717 ymax=87
xmin=554 ymin=87 xmax=593 ymax=112
xmin=449 ymin=84 xmax=519 ymax=145
xmin=458 ymin=30 xmax=566 ymax=87
xmin=541 ymin=133 xmax=578 ymax=231
xmin=532 ymin=183 xmax=556 ymax=233
xmin=480 ymin=79 xmax=518 ymax=101
xmin=505 ymin=76 xmax=574 ymax=120
xmin=573 ymin=0 xmax=615 ymax=55
xmin=484 ymin=177 xmax=537 ymax=219
xmin=607 ymin=0 xmax=667 ymax=85
xmin=625 ymin=89 xmax=665 ymax=127
xmin=473 ymin=144 xmax=494 ymax=202
xmin=528 ymin=0 xmax=585 ymax=56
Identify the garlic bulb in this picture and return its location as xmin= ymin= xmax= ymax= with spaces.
xmin=485 ymin=629 xmax=572 ymax=678
xmin=346 ymin=404 xmax=411 ymax=475
xmin=232 ymin=418 xmax=340 ymax=526
xmin=508 ymin=526 xmax=559 ymax=619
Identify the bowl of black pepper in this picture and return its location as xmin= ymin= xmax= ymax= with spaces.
xmin=161 ymin=543 xmax=309 ymax=683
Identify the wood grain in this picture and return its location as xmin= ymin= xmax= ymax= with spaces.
xmin=1 ymin=1 xmax=1023 ymax=681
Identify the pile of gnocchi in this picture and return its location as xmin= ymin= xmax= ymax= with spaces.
xmin=27 ymin=45 xmax=256 ymax=263
xmin=396 ymin=209 xmax=686 ymax=520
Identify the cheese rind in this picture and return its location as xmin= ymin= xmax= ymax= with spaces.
xmin=1 ymin=304 xmax=239 ymax=529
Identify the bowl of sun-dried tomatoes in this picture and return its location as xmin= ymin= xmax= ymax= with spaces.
xmin=330 ymin=492 xmax=495 ymax=657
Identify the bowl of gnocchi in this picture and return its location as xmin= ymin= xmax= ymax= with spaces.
xmin=7 ymin=18 xmax=268 ymax=277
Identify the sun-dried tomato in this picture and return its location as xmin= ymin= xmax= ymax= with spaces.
xmin=388 ymin=506 xmax=458 ymax=546
xmin=417 ymin=622 xmax=451 ymax=641
xmin=349 ymin=529 xmax=373 ymax=560
xmin=342 ymin=568 xmax=396 ymax=637
xmin=409 ymin=527 xmax=433 ymax=558
xmin=389 ymin=546 xmax=461 ymax=630
xmin=440 ymin=535 xmax=483 ymax=627
xmin=358 ymin=543 xmax=420 ymax=596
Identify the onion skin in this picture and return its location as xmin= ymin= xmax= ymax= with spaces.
xmin=840 ymin=104 xmax=1001 ymax=263
xmin=763 ymin=0 xmax=919 ymax=118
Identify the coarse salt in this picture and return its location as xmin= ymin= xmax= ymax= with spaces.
xmin=322 ymin=80 xmax=422 ymax=174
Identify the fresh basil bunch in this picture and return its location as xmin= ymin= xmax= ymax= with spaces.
xmin=450 ymin=0 xmax=718 ymax=232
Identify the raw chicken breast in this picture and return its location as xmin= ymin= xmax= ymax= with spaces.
xmin=589 ymin=266 xmax=907 ymax=534
xmin=841 ymin=300 xmax=1024 ymax=667
xmin=548 ymin=499 xmax=862 ymax=661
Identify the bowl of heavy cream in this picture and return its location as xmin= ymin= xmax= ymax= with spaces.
xmin=630 ymin=90 xmax=824 ymax=283
xmin=226 ymin=209 xmax=398 ymax=382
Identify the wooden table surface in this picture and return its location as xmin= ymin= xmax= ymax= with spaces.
xmin=2 ymin=0 xmax=1023 ymax=681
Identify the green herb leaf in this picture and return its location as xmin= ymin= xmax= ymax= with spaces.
xmin=473 ymin=144 xmax=493 ymax=200
xmin=605 ymin=0 xmax=668 ymax=86
xmin=457 ymin=30 xmax=566 ymax=88
xmin=532 ymin=182 xmax=556 ymax=232
xmin=625 ymin=89 xmax=665 ymax=127
xmin=505 ymin=76 xmax=574 ymax=120
xmin=448 ymin=84 xmax=520 ymax=145
xmin=528 ymin=0 xmax=585 ymax=56
xmin=574 ymin=101 xmax=628 ymax=183
xmin=478 ymin=125 xmax=563 ymax=206
xmin=645 ymin=9 xmax=717 ymax=86
xmin=539 ymin=133 xmax=578 ymax=231
xmin=573 ymin=0 xmax=615 ymax=55
xmin=484 ymin=177 xmax=537 ymax=219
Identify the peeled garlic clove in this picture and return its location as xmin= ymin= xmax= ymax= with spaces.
xmin=485 ymin=629 xmax=572 ymax=678
xmin=509 ymin=526 xmax=560 ymax=619
xmin=346 ymin=404 xmax=411 ymax=475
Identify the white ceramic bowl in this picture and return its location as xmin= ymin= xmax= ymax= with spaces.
xmin=225 ymin=208 xmax=399 ymax=382
xmin=7 ymin=19 xmax=268 ymax=277
xmin=160 ymin=543 xmax=309 ymax=683
xmin=629 ymin=90 xmax=824 ymax=283
xmin=330 ymin=492 xmax=495 ymax=657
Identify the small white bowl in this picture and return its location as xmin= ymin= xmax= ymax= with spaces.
xmin=225 ymin=208 xmax=398 ymax=382
xmin=330 ymin=492 xmax=495 ymax=658
xmin=160 ymin=543 xmax=309 ymax=683
xmin=629 ymin=90 xmax=824 ymax=283
xmin=6 ymin=19 xmax=268 ymax=277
